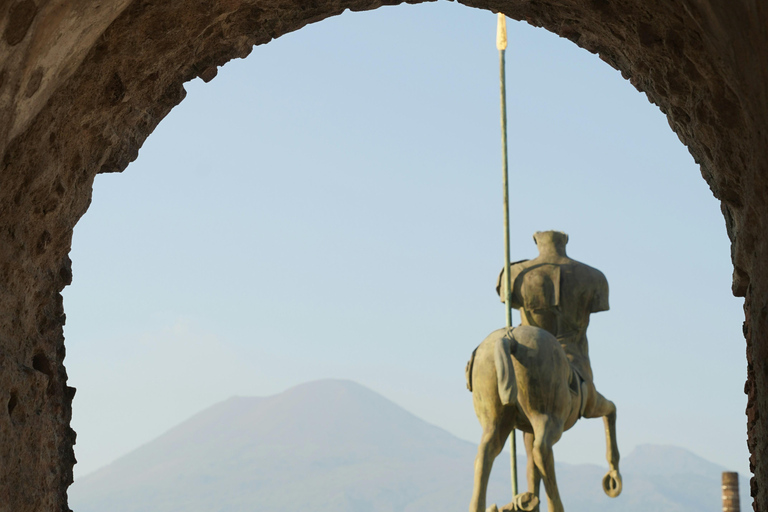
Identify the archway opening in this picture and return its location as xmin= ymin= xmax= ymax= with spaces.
xmin=60 ymin=3 xmax=747 ymax=509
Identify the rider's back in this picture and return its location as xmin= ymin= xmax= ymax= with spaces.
xmin=497 ymin=231 xmax=609 ymax=382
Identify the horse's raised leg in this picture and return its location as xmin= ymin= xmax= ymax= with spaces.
xmin=530 ymin=415 xmax=565 ymax=512
xmin=524 ymin=431 xmax=541 ymax=505
xmin=583 ymin=389 xmax=622 ymax=497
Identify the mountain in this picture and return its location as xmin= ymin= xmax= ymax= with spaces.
xmin=68 ymin=379 xmax=750 ymax=512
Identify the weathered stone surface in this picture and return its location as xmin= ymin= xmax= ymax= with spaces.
xmin=0 ymin=1 xmax=766 ymax=511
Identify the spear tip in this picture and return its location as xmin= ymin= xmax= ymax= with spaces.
xmin=496 ymin=13 xmax=508 ymax=51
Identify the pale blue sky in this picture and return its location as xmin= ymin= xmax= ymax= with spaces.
xmin=64 ymin=0 xmax=748 ymax=491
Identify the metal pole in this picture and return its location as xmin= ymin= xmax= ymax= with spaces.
xmin=497 ymin=12 xmax=518 ymax=497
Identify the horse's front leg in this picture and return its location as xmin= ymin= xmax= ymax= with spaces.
xmin=583 ymin=389 xmax=622 ymax=497
xmin=524 ymin=431 xmax=541 ymax=503
xmin=601 ymin=406 xmax=622 ymax=496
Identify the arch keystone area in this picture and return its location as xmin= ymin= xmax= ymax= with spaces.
xmin=0 ymin=1 xmax=766 ymax=510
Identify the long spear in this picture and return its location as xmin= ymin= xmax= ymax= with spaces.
xmin=497 ymin=12 xmax=518 ymax=498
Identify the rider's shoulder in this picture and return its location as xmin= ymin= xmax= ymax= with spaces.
xmin=566 ymin=258 xmax=608 ymax=282
xmin=497 ymin=259 xmax=530 ymax=282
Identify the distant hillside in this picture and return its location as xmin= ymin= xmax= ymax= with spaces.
xmin=68 ymin=379 xmax=750 ymax=512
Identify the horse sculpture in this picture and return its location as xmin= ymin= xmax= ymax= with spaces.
xmin=466 ymin=325 xmax=621 ymax=512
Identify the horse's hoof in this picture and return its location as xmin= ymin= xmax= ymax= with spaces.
xmin=514 ymin=492 xmax=539 ymax=511
xmin=602 ymin=469 xmax=622 ymax=497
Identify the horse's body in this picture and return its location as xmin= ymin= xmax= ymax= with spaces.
xmin=467 ymin=326 xmax=621 ymax=512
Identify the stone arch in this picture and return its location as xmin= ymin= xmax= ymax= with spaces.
xmin=0 ymin=1 xmax=765 ymax=510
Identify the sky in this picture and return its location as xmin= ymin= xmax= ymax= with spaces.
xmin=63 ymin=0 xmax=749 ymax=492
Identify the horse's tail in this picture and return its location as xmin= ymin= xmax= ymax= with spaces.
xmin=466 ymin=328 xmax=517 ymax=406
xmin=494 ymin=329 xmax=517 ymax=406
xmin=465 ymin=347 xmax=478 ymax=392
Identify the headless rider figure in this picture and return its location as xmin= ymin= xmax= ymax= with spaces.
xmin=497 ymin=230 xmax=612 ymax=418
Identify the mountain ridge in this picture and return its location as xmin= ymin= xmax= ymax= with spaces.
xmin=70 ymin=379 xmax=749 ymax=512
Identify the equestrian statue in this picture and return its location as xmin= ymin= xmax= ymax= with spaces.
xmin=466 ymin=231 xmax=622 ymax=512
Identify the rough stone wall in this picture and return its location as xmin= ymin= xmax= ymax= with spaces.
xmin=0 ymin=1 xmax=765 ymax=511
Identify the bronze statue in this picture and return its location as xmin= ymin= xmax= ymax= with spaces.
xmin=467 ymin=231 xmax=621 ymax=512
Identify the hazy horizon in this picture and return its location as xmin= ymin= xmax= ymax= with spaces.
xmin=75 ymin=378 xmax=747 ymax=480
xmin=69 ymin=378 xmax=751 ymax=512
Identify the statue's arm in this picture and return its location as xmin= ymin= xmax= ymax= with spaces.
xmin=590 ymin=271 xmax=610 ymax=313
xmin=496 ymin=260 xmax=528 ymax=307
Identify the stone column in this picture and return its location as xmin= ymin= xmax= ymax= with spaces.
xmin=723 ymin=472 xmax=740 ymax=512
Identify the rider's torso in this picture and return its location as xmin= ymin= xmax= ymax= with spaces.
xmin=502 ymin=256 xmax=608 ymax=384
